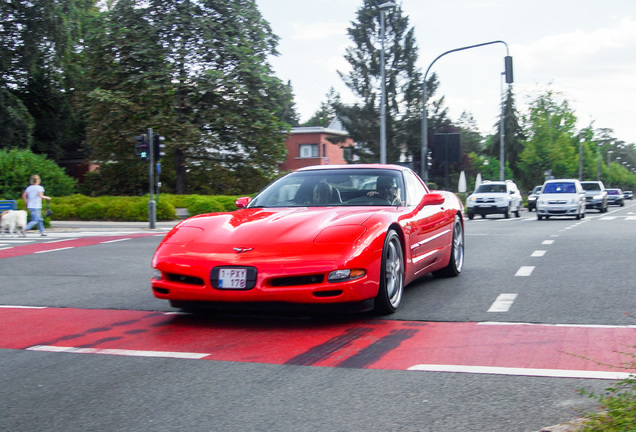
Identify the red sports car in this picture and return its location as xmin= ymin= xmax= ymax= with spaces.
xmin=151 ymin=164 xmax=464 ymax=314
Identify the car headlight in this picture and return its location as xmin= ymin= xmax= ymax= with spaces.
xmin=468 ymin=196 xmax=476 ymax=202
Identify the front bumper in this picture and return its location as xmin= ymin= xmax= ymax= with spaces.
xmin=585 ymin=198 xmax=604 ymax=209
xmin=537 ymin=204 xmax=579 ymax=216
xmin=466 ymin=204 xmax=508 ymax=216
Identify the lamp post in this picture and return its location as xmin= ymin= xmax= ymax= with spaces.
xmin=421 ymin=41 xmax=512 ymax=183
xmin=378 ymin=1 xmax=395 ymax=164
xmin=607 ymin=150 xmax=613 ymax=187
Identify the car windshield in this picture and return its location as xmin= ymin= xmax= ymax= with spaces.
xmin=532 ymin=186 xmax=542 ymax=194
xmin=543 ymin=182 xmax=577 ymax=194
xmin=247 ymin=168 xmax=407 ymax=208
xmin=607 ymin=189 xmax=620 ymax=195
xmin=581 ymin=183 xmax=601 ymax=191
xmin=475 ymin=184 xmax=506 ymax=193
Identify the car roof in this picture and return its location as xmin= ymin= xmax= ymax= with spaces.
xmin=295 ymin=164 xmax=407 ymax=173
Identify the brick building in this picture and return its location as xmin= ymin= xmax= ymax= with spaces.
xmin=280 ymin=118 xmax=355 ymax=172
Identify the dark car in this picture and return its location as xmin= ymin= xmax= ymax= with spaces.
xmin=527 ymin=185 xmax=542 ymax=211
xmin=606 ymin=188 xmax=625 ymax=206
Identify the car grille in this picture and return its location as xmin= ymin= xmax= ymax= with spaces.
xmin=547 ymin=200 xmax=568 ymax=205
xmin=475 ymin=198 xmax=496 ymax=203
xmin=270 ymin=274 xmax=324 ymax=287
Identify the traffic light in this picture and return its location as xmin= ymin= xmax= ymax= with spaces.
xmin=135 ymin=134 xmax=149 ymax=161
xmin=504 ymin=55 xmax=514 ymax=84
xmin=153 ymin=133 xmax=165 ymax=160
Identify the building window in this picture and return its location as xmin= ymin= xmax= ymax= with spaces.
xmin=299 ymin=144 xmax=319 ymax=158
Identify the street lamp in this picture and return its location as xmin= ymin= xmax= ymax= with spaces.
xmin=379 ymin=1 xmax=395 ymax=164
xmin=607 ymin=150 xmax=613 ymax=187
xmin=421 ymin=41 xmax=512 ymax=182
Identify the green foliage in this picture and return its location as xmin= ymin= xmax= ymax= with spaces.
xmin=0 ymin=149 xmax=76 ymax=199
xmin=336 ymin=0 xmax=425 ymax=166
xmin=577 ymin=342 xmax=636 ymax=432
xmin=82 ymin=0 xmax=292 ymax=195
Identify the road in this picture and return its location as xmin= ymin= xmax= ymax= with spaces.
xmin=1 ymin=205 xmax=634 ymax=431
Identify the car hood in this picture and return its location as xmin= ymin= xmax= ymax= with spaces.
xmin=162 ymin=207 xmax=392 ymax=248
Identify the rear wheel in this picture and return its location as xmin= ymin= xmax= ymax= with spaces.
xmin=433 ymin=215 xmax=464 ymax=278
xmin=374 ymin=230 xmax=404 ymax=314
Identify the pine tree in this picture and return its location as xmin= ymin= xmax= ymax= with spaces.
xmin=335 ymin=0 xmax=424 ymax=166
xmin=486 ymin=86 xmax=525 ymax=179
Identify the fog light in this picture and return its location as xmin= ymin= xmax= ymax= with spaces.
xmin=152 ymin=269 xmax=162 ymax=281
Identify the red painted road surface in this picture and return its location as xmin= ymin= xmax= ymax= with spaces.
xmin=1 ymin=306 xmax=634 ymax=379
xmin=0 ymin=233 xmax=160 ymax=259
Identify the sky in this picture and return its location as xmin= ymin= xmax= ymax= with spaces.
xmin=256 ymin=0 xmax=636 ymax=145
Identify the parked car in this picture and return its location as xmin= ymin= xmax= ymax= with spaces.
xmin=536 ymin=179 xmax=586 ymax=220
xmin=580 ymin=180 xmax=608 ymax=213
xmin=527 ymin=185 xmax=542 ymax=211
xmin=465 ymin=180 xmax=522 ymax=219
xmin=623 ymin=190 xmax=633 ymax=200
xmin=606 ymin=188 xmax=625 ymax=206
xmin=151 ymin=164 xmax=464 ymax=314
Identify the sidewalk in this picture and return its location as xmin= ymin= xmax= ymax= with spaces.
xmin=47 ymin=220 xmax=181 ymax=232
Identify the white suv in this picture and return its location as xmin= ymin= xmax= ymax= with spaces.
xmin=536 ymin=179 xmax=586 ymax=220
xmin=466 ymin=180 xmax=522 ymax=219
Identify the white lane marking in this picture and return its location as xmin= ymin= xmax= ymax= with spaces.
xmin=101 ymin=238 xmax=132 ymax=244
xmin=478 ymin=322 xmax=636 ymax=329
xmin=600 ymin=216 xmax=617 ymax=220
xmin=35 ymin=247 xmax=75 ymax=254
xmin=407 ymin=364 xmax=633 ymax=380
xmin=0 ymin=305 xmax=47 ymax=309
xmin=531 ymin=250 xmax=546 ymax=257
xmin=26 ymin=345 xmax=209 ymax=359
xmin=542 ymin=240 xmax=554 ymax=245
xmin=515 ymin=266 xmax=535 ymax=277
xmin=487 ymin=294 xmax=518 ymax=312
xmin=626 ymin=216 xmax=636 ymax=220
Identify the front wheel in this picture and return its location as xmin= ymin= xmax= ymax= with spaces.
xmin=374 ymin=230 xmax=404 ymax=314
xmin=433 ymin=215 xmax=464 ymax=278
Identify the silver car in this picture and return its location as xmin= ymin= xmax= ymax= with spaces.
xmin=580 ymin=181 xmax=608 ymax=213
xmin=536 ymin=179 xmax=586 ymax=220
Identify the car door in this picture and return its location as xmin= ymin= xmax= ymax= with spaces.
xmin=402 ymin=170 xmax=452 ymax=274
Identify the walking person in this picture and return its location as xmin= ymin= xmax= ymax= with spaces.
xmin=21 ymin=175 xmax=51 ymax=236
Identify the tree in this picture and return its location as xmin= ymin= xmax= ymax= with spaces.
xmin=518 ymin=90 xmax=580 ymax=188
xmin=336 ymin=0 xmax=425 ymax=167
xmin=0 ymin=0 xmax=93 ymax=161
xmin=303 ymin=88 xmax=341 ymax=127
xmin=82 ymin=0 xmax=293 ymax=195
xmin=486 ymin=86 xmax=525 ymax=180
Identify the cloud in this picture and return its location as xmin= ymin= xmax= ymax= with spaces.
xmin=290 ymin=21 xmax=348 ymax=41
xmin=515 ymin=18 xmax=636 ymax=72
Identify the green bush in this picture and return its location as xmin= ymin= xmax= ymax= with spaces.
xmin=188 ymin=196 xmax=225 ymax=216
xmin=0 ymin=149 xmax=76 ymax=199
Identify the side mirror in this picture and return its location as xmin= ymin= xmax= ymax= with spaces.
xmin=419 ymin=193 xmax=445 ymax=208
xmin=235 ymin=197 xmax=251 ymax=209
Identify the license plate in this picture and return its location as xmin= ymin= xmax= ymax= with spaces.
xmin=218 ymin=268 xmax=247 ymax=289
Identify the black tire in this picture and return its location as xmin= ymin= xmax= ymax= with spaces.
xmin=537 ymin=214 xmax=543 ymax=220
xmin=504 ymin=206 xmax=510 ymax=218
xmin=433 ymin=215 xmax=464 ymax=278
xmin=374 ymin=230 xmax=404 ymax=314
xmin=468 ymin=213 xmax=474 ymax=220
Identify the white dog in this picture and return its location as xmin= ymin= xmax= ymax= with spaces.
xmin=0 ymin=210 xmax=28 ymax=237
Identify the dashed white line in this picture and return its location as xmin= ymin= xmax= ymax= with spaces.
xmin=487 ymin=294 xmax=518 ymax=312
xmin=515 ymin=266 xmax=535 ymax=277
xmin=531 ymin=250 xmax=546 ymax=257
xmin=541 ymin=240 xmax=554 ymax=245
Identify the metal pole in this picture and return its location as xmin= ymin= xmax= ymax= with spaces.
xmin=380 ymin=8 xmax=387 ymax=164
xmin=421 ymin=40 xmax=510 ymax=183
xmin=148 ymin=127 xmax=156 ymax=229
xmin=499 ymin=72 xmax=505 ymax=181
